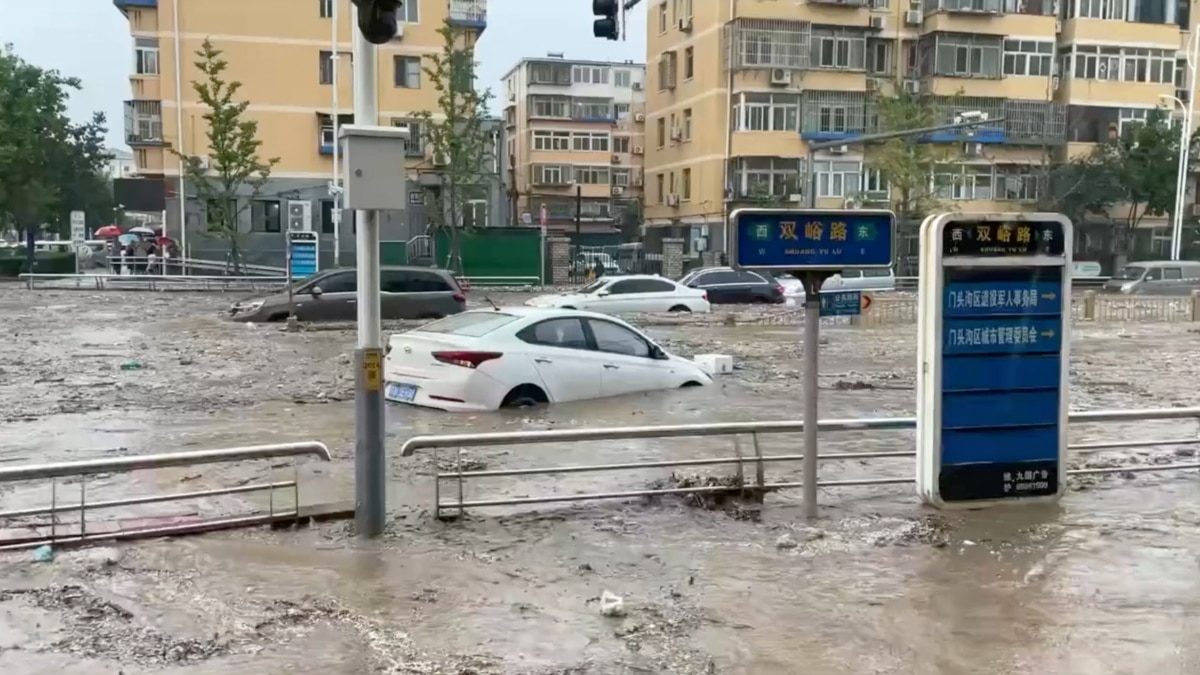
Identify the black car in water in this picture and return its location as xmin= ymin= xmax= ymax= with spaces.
xmin=679 ymin=267 xmax=784 ymax=305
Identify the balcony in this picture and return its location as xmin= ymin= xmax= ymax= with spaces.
xmin=124 ymin=100 xmax=165 ymax=146
xmin=113 ymin=0 xmax=156 ymax=8
xmin=449 ymin=0 xmax=487 ymax=31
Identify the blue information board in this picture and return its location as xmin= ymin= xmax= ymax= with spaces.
xmin=934 ymin=218 xmax=1069 ymax=503
xmin=288 ymin=231 xmax=318 ymax=280
xmin=729 ymin=208 xmax=895 ymax=270
xmin=819 ymin=290 xmax=862 ymax=317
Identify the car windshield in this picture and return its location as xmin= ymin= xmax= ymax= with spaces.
xmin=415 ymin=312 xmax=519 ymax=337
xmin=1113 ymin=266 xmax=1146 ymax=281
xmin=578 ymin=279 xmax=609 ymax=294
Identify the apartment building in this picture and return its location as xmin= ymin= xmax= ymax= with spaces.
xmin=501 ymin=56 xmax=647 ymax=232
xmin=113 ymin=0 xmax=500 ymax=266
xmin=644 ymin=0 xmax=1195 ymax=260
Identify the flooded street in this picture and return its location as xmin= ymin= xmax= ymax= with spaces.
xmin=2 ymin=288 xmax=1200 ymax=673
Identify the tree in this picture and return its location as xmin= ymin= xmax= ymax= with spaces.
xmin=1092 ymin=107 xmax=1198 ymax=231
xmin=863 ymin=87 xmax=959 ymax=222
xmin=1033 ymin=156 xmax=1121 ymax=227
xmin=175 ymin=39 xmax=278 ymax=272
xmin=0 ymin=45 xmax=113 ymax=240
xmin=413 ymin=21 xmax=497 ymax=274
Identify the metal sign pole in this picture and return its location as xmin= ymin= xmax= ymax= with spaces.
xmin=728 ymin=208 xmax=895 ymax=519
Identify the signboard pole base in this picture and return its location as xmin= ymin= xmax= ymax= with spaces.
xmin=801 ymin=271 xmax=833 ymax=519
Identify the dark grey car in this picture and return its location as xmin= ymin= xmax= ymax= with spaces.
xmin=230 ymin=266 xmax=467 ymax=322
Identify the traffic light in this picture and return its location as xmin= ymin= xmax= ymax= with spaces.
xmin=351 ymin=0 xmax=402 ymax=44
xmin=593 ymin=0 xmax=619 ymax=40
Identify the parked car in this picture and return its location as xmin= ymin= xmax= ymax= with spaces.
xmin=526 ymin=274 xmax=711 ymax=314
xmin=229 ymin=266 xmax=466 ymax=322
xmin=775 ymin=267 xmax=896 ymax=303
xmin=679 ymin=267 xmax=784 ymax=304
xmin=383 ymin=307 xmax=713 ymax=411
xmin=1102 ymin=260 xmax=1200 ymax=295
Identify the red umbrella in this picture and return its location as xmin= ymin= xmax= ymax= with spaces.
xmin=156 ymin=236 xmax=176 ymax=247
xmin=95 ymin=225 xmax=122 ymax=238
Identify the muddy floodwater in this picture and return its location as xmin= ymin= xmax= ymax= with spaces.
xmin=2 ymin=288 xmax=1200 ymax=673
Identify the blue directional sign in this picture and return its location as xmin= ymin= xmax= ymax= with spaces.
xmin=916 ymin=214 xmax=1072 ymax=508
xmin=288 ymin=231 xmax=319 ymax=280
xmin=729 ymin=208 xmax=895 ymax=270
xmin=820 ymin=290 xmax=862 ymax=317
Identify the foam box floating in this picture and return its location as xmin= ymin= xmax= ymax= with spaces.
xmin=693 ymin=354 xmax=733 ymax=374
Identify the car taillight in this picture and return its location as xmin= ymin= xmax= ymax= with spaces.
xmin=774 ymin=285 xmax=784 ymax=294
xmin=453 ymin=293 xmax=466 ymax=303
xmin=702 ymin=292 xmax=708 ymax=301
xmin=432 ymin=351 xmax=502 ymax=368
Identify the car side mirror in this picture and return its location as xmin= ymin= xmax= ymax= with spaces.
xmin=596 ymin=290 xmax=610 ymax=296
xmin=650 ymin=345 xmax=669 ymax=360
xmin=311 ymin=286 xmax=323 ymax=298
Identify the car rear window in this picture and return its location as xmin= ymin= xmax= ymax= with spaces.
xmin=415 ymin=312 xmax=519 ymax=336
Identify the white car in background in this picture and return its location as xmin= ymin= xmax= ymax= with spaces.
xmin=525 ymin=274 xmax=710 ymax=314
xmin=383 ymin=308 xmax=713 ymax=411
xmin=775 ymin=268 xmax=897 ymax=304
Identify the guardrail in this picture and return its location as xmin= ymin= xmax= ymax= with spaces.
xmin=400 ymin=408 xmax=1200 ymax=519
xmin=19 ymin=272 xmax=290 ymax=292
xmin=0 ymin=441 xmax=332 ymax=549
xmin=459 ymin=276 xmax=543 ymax=288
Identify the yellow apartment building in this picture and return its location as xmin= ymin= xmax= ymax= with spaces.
xmin=113 ymin=0 xmax=496 ymax=265
xmin=500 ymin=56 xmax=647 ymax=233
xmin=643 ymin=0 xmax=1197 ymax=266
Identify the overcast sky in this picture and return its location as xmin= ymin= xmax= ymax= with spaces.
xmin=0 ymin=0 xmax=647 ymax=150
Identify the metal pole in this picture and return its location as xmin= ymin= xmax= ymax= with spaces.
xmin=331 ymin=0 xmax=342 ymax=267
xmin=575 ymin=184 xmax=582 ymax=236
xmin=352 ymin=7 xmax=386 ymax=538
xmin=806 ymin=147 xmax=817 ymax=209
xmin=801 ymin=272 xmax=822 ymax=519
xmin=1164 ymin=94 xmax=1188 ymax=260
xmin=1178 ymin=30 xmax=1199 ymax=261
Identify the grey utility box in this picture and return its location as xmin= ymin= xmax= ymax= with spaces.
xmin=338 ymin=124 xmax=411 ymax=211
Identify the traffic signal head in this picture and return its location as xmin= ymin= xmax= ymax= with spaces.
xmin=351 ymin=0 xmax=402 ymax=44
xmin=593 ymin=0 xmax=619 ymax=40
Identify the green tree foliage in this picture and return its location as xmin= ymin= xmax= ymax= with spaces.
xmin=0 ymin=44 xmax=114 ymax=238
xmin=864 ymin=88 xmax=959 ymax=221
xmin=175 ymin=39 xmax=278 ymax=272
xmin=1033 ymin=156 xmax=1122 ymax=227
xmin=1092 ymin=107 xmax=1199 ymax=230
xmin=413 ymin=21 xmax=497 ymax=274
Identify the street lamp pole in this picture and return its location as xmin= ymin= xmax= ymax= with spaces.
xmin=1162 ymin=94 xmax=1188 ymax=261
xmin=1177 ymin=29 xmax=1200 ymax=261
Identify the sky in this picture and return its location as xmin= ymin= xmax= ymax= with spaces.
xmin=0 ymin=0 xmax=648 ymax=151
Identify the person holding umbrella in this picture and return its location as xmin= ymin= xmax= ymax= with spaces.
xmin=95 ymin=225 xmax=122 ymax=272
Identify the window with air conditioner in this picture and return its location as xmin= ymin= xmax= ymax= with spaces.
xmin=612 ymin=168 xmax=631 ymax=186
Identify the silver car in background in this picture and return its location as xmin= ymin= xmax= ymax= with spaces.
xmin=1102 ymin=261 xmax=1200 ymax=295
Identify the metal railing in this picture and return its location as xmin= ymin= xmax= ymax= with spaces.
xmin=400 ymin=407 xmax=1200 ymax=519
xmin=0 ymin=441 xmax=332 ymax=549
xmin=19 ymin=272 xmax=290 ymax=292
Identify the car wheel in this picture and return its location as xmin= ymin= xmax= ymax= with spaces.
xmin=751 ymin=296 xmax=767 ymax=304
xmin=680 ymin=381 xmax=704 ymax=387
xmin=501 ymin=384 xmax=548 ymax=409
xmin=419 ymin=313 xmax=442 ymax=320
xmin=668 ymin=305 xmax=691 ymax=313
xmin=266 ymin=312 xmax=288 ymax=322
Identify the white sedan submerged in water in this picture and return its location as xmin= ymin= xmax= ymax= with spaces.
xmin=383 ymin=307 xmax=713 ymax=411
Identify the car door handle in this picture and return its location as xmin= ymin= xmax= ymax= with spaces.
xmin=603 ymin=364 xmax=619 ymax=370
xmin=534 ymin=357 xmax=552 ymax=364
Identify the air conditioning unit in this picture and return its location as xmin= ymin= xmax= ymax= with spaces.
xmin=870 ymin=16 xmax=886 ymax=29
xmin=670 ymin=127 xmax=683 ymax=141
xmin=678 ymin=17 xmax=693 ymax=31
xmin=769 ymin=68 xmax=791 ymax=85
xmin=828 ymin=145 xmax=849 ymax=155
xmin=632 ymin=145 xmax=645 ymax=154
xmin=194 ymin=155 xmax=211 ymax=170
xmin=1055 ymin=17 xmax=1063 ymax=33
xmin=632 ymin=81 xmax=643 ymax=91
xmin=432 ymin=151 xmax=449 ymax=166
xmin=905 ymin=9 xmax=923 ymax=24
xmin=866 ymin=78 xmax=880 ymax=92
xmin=903 ymin=79 xmax=920 ymax=95
xmin=611 ymin=154 xmax=622 ymax=164
xmin=1051 ymin=75 xmax=1060 ymax=91
xmin=634 ymin=112 xmax=646 ymax=122
xmin=632 ymin=175 xmax=644 ymax=186
xmin=787 ymin=194 xmax=804 ymax=203
xmin=286 ymin=200 xmax=312 ymax=232
xmin=612 ymin=186 xmax=625 ymax=196
xmin=666 ymin=194 xmax=680 ymax=207
xmin=964 ymin=142 xmax=983 ymax=156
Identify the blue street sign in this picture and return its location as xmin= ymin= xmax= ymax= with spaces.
xmin=288 ymin=231 xmax=319 ymax=280
xmin=819 ymin=290 xmax=862 ymax=317
xmin=916 ymin=214 xmax=1072 ymax=508
xmin=728 ymin=208 xmax=895 ymax=270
